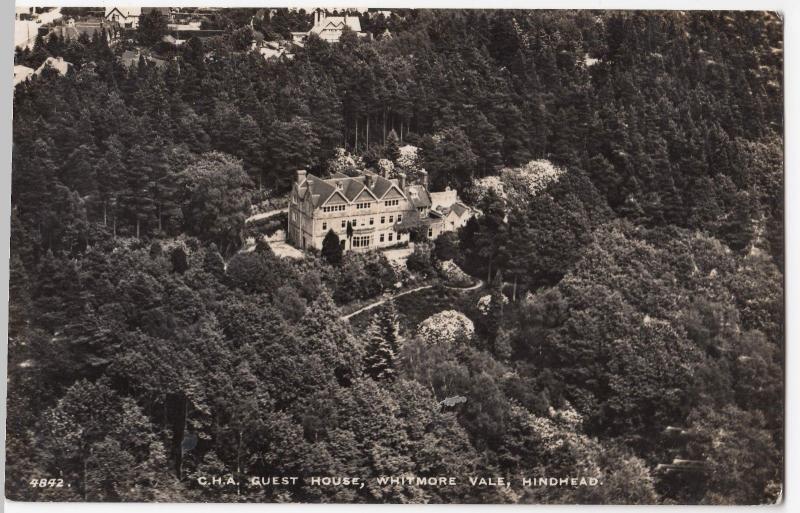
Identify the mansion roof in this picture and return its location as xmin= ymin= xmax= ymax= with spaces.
xmin=292 ymin=170 xmax=473 ymax=226
xmin=295 ymin=172 xmax=403 ymax=208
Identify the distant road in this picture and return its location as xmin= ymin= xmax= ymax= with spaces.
xmin=14 ymin=8 xmax=62 ymax=49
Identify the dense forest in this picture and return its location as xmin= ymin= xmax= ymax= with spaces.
xmin=7 ymin=9 xmax=783 ymax=504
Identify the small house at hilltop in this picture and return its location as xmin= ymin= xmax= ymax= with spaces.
xmin=105 ymin=6 xmax=141 ymax=28
xmin=34 ymin=56 xmax=72 ymax=77
xmin=105 ymin=6 xmax=171 ymax=29
xmin=291 ymin=9 xmax=368 ymax=45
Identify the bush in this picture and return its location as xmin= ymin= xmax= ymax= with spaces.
xmin=436 ymin=259 xmax=474 ymax=288
xmin=433 ymin=232 xmax=460 ymax=262
xmin=406 ymin=243 xmax=435 ymax=276
xmin=331 ymin=252 xmax=397 ymax=304
xmin=417 ymin=310 xmax=475 ymax=347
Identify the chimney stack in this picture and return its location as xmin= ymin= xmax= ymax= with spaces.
xmin=398 ymin=172 xmax=406 ymax=190
xmin=296 ymin=169 xmax=307 ymax=184
xmin=420 ymin=170 xmax=428 ymax=189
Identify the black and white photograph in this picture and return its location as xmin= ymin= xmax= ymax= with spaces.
xmin=4 ymin=2 xmax=787 ymax=506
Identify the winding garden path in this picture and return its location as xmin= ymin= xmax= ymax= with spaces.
xmin=341 ymin=285 xmax=434 ymax=320
xmin=246 ymin=207 xmax=288 ymax=224
xmin=442 ymin=278 xmax=484 ymax=291
xmin=340 ymin=278 xmax=485 ymax=321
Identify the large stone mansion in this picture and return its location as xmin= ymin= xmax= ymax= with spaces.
xmin=287 ymin=169 xmax=473 ymax=253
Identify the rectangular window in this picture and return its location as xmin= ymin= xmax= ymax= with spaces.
xmin=352 ymin=219 xmax=357 ymax=227
xmin=397 ymin=214 xmax=402 ymax=222
xmin=380 ymin=233 xmax=385 ymax=242
xmin=384 ymin=199 xmax=399 ymax=207
xmin=369 ymin=218 xmax=374 ymax=225
xmin=322 ymin=222 xmax=327 ymax=231
xmin=341 ymin=220 xmax=346 ymax=229
xmin=381 ymin=216 xmax=385 ymax=224
xmin=428 ymin=228 xmax=433 ymax=237
xmin=389 ymin=215 xmax=394 ymax=223
xmin=388 ymin=232 xmax=393 ymax=242
xmin=352 ymin=235 xmax=371 ymax=248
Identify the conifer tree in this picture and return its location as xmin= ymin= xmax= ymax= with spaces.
xmin=321 ymin=229 xmax=343 ymax=265
xmin=376 ymin=301 xmax=400 ymax=353
xmin=28 ymin=33 xmax=49 ymax=68
xmin=363 ymin=318 xmax=396 ymax=381
xmin=486 ymin=270 xmax=505 ymax=349
xmin=386 ymin=129 xmax=401 ymax=162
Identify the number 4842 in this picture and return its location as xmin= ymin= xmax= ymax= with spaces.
xmin=29 ymin=478 xmax=66 ymax=488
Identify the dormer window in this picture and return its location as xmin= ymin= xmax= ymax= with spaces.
xmin=337 ymin=182 xmax=343 ymax=189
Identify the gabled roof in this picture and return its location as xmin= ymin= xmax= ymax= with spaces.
xmin=105 ymin=7 xmax=141 ymax=19
xmin=352 ymin=187 xmax=379 ymax=203
xmin=340 ymin=177 xmax=367 ymax=201
xmin=430 ymin=189 xmax=458 ymax=210
xmin=298 ymin=171 xmax=413 ymax=209
xmin=451 ymin=202 xmax=470 ymax=217
xmin=34 ymin=56 xmax=71 ymax=77
xmin=296 ymin=173 xmax=336 ymax=208
xmin=406 ymin=185 xmax=431 ymax=208
xmin=310 ymin=16 xmax=362 ymax=35
xmin=323 ymin=188 xmax=349 ymax=205
xmin=368 ymin=174 xmax=402 ymax=199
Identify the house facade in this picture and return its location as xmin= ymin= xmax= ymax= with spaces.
xmin=105 ymin=7 xmax=141 ymax=28
xmin=287 ymin=170 xmax=472 ymax=253
xmin=291 ymin=9 xmax=368 ymax=44
xmin=105 ymin=7 xmax=170 ymax=29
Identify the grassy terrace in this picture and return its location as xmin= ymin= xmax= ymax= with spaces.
xmin=347 ymin=281 xmax=487 ymax=338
